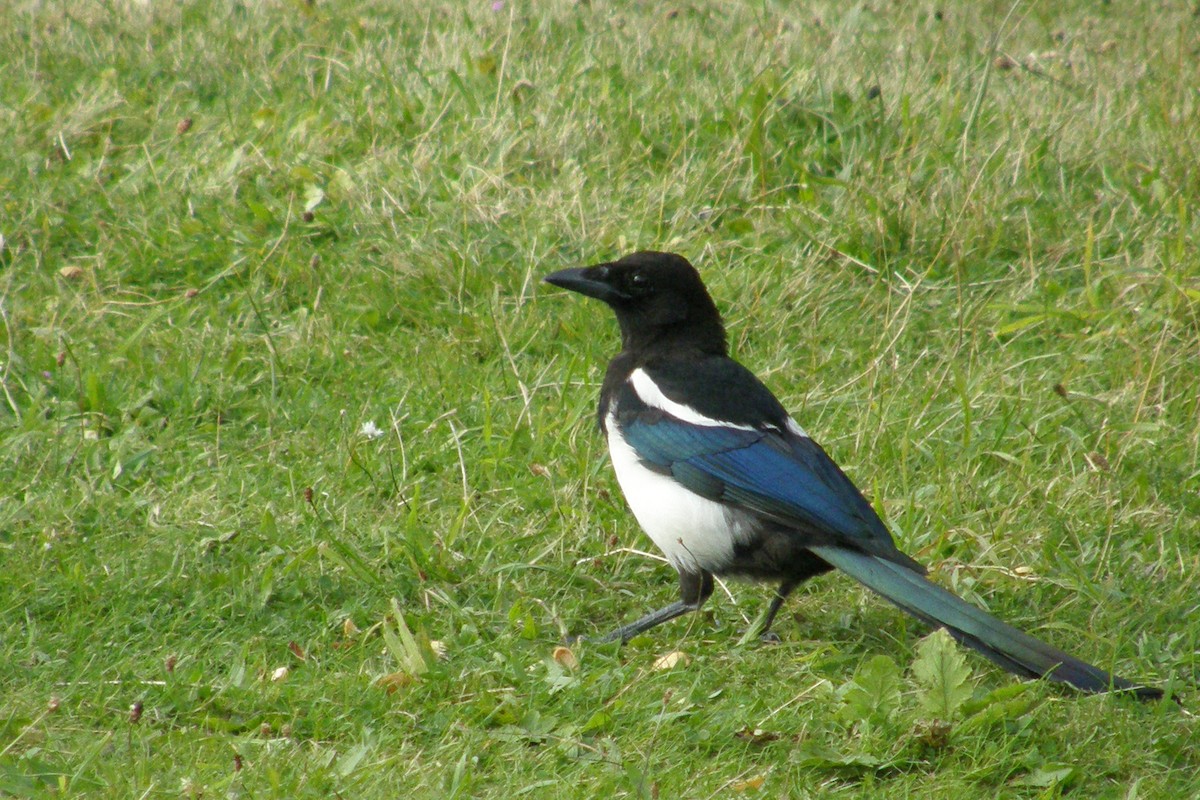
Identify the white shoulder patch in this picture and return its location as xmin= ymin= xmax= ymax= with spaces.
xmin=785 ymin=416 xmax=810 ymax=439
xmin=628 ymin=368 xmax=756 ymax=430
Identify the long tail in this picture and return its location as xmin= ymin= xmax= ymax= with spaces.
xmin=809 ymin=545 xmax=1162 ymax=699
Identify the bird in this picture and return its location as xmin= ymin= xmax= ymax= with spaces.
xmin=544 ymin=250 xmax=1163 ymax=699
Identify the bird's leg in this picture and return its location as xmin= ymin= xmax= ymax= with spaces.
xmin=596 ymin=569 xmax=714 ymax=643
xmin=756 ymin=579 xmax=799 ymax=643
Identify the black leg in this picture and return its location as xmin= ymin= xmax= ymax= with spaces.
xmin=758 ymin=582 xmax=796 ymax=638
xmin=596 ymin=569 xmax=714 ymax=643
xmin=760 ymin=579 xmax=798 ymax=638
xmin=753 ymin=553 xmax=835 ymax=642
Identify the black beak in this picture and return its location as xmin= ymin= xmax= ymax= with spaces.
xmin=543 ymin=265 xmax=629 ymax=304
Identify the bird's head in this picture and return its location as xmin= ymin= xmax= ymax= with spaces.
xmin=543 ymin=251 xmax=727 ymax=355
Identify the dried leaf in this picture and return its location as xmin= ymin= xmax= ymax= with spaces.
xmin=376 ymin=671 xmax=416 ymax=693
xmin=732 ymin=775 xmax=766 ymax=792
xmin=552 ymin=645 xmax=578 ymax=670
xmin=734 ymin=726 xmax=780 ymax=745
xmin=652 ymin=650 xmax=689 ymax=670
xmin=302 ymin=183 xmax=325 ymax=213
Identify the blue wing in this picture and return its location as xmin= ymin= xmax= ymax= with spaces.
xmin=615 ymin=394 xmax=899 ymax=558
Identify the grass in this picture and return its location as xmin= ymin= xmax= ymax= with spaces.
xmin=1 ymin=0 xmax=1198 ymax=796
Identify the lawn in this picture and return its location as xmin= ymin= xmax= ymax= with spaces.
xmin=1 ymin=0 xmax=1197 ymax=796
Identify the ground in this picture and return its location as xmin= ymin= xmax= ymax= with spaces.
xmin=1 ymin=1 xmax=1197 ymax=797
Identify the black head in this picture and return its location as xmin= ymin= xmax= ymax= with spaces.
xmin=544 ymin=251 xmax=727 ymax=355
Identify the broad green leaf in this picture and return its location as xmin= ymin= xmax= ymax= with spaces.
xmin=840 ymin=654 xmax=902 ymax=723
xmin=793 ymin=744 xmax=884 ymax=770
xmin=382 ymin=598 xmax=429 ymax=677
xmin=1013 ymin=764 xmax=1078 ymax=789
xmin=912 ymin=629 xmax=973 ymax=719
xmin=960 ymin=681 xmax=1030 ymax=716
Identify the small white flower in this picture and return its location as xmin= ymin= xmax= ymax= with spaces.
xmin=359 ymin=420 xmax=384 ymax=439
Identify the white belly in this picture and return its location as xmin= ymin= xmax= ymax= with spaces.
xmin=605 ymin=418 xmax=737 ymax=573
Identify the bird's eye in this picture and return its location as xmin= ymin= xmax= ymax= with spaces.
xmin=628 ymin=271 xmax=650 ymax=290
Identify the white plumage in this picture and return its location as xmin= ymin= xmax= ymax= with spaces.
xmin=605 ymin=412 xmax=740 ymax=573
xmin=604 ymin=370 xmax=767 ymax=573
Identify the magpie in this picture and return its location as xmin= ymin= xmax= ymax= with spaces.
xmin=544 ymin=251 xmax=1162 ymax=699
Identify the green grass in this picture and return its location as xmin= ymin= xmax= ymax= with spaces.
xmin=2 ymin=0 xmax=1198 ymax=796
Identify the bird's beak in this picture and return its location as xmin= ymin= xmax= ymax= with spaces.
xmin=542 ymin=265 xmax=628 ymax=303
